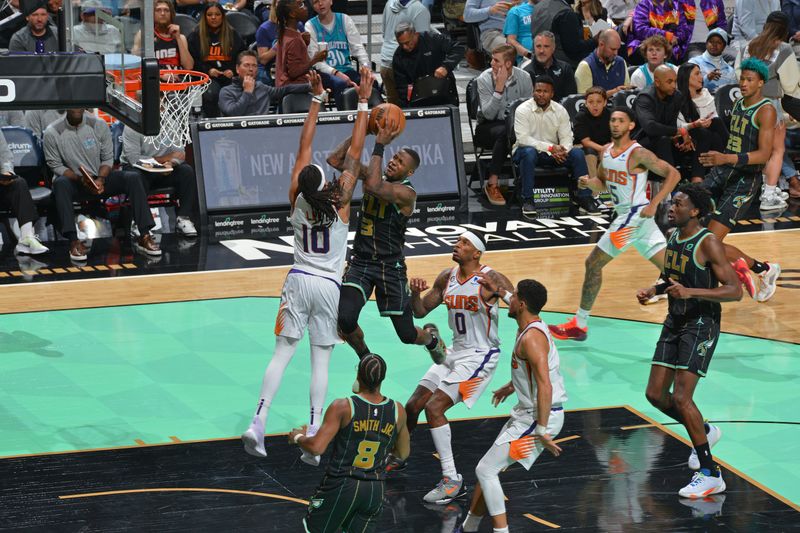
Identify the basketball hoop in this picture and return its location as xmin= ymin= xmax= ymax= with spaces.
xmin=108 ymin=68 xmax=210 ymax=149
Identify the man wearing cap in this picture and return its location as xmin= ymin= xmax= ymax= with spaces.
xmin=73 ymin=0 xmax=123 ymax=54
xmin=388 ymin=231 xmax=513 ymax=506
xmin=9 ymin=0 xmax=58 ymax=53
xmin=688 ymin=28 xmax=737 ymax=92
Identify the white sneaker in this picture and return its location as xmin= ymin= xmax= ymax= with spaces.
xmin=778 ymin=189 xmax=790 ymax=201
xmin=241 ymin=417 xmax=266 ymax=458
xmin=300 ymin=424 xmax=321 ymax=466
xmin=15 ymin=235 xmax=49 ymax=255
xmin=423 ymin=474 xmax=466 ymax=504
xmin=176 ymin=216 xmax=198 ymax=237
xmin=688 ymin=424 xmax=722 ymax=470
xmin=755 ymin=262 xmax=781 ymax=303
xmin=678 ymin=468 xmax=726 ymax=498
xmin=760 ymin=191 xmax=788 ymax=211
xmin=679 ymin=494 xmax=726 ymax=518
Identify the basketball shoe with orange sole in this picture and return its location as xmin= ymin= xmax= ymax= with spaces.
xmin=548 ymin=317 xmax=588 ymax=341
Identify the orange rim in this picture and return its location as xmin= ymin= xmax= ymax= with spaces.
xmin=108 ymin=69 xmax=210 ymax=92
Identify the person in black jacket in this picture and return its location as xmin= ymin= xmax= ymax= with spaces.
xmin=529 ymin=0 xmax=595 ymax=67
xmin=523 ymin=31 xmax=577 ymax=101
xmin=633 ymin=65 xmax=692 ymax=170
xmin=392 ymin=21 xmax=466 ymax=108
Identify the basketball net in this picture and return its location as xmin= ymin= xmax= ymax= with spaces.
xmin=151 ymin=70 xmax=210 ymax=150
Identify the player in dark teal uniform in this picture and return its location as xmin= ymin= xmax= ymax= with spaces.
xmin=697 ymin=57 xmax=781 ymax=303
xmin=637 ymin=184 xmax=742 ymax=499
xmin=328 ymin=120 xmax=447 ymax=366
xmin=289 ymin=354 xmax=410 ymax=533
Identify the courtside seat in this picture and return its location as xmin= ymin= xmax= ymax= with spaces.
xmin=561 ymin=93 xmax=587 ymax=125
xmin=339 ymin=86 xmax=384 ymax=111
xmin=465 ymin=77 xmax=493 ymax=191
xmin=282 ymin=93 xmax=312 ymax=114
xmin=612 ymin=88 xmax=638 ymax=110
xmin=1 ymin=126 xmax=51 ymax=203
xmin=714 ymin=83 xmax=742 ymax=129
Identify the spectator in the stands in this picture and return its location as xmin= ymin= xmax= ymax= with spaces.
xmin=475 ymin=44 xmax=533 ymax=206
xmin=188 ymin=2 xmax=246 ymax=117
xmin=605 ymin=0 xmax=636 ymax=25
xmin=255 ymin=6 xmax=304 ymax=85
xmin=9 ymin=0 xmax=58 ymax=53
xmin=0 ymin=111 xmax=25 ymax=128
xmin=46 ymin=0 xmax=61 ymax=26
xmin=735 ymin=11 xmax=800 ymax=210
xmin=24 ymin=110 xmax=66 ymax=139
xmin=574 ymin=0 xmax=607 ymax=32
xmin=731 ymin=0 xmax=780 ymax=56
xmin=175 ymin=0 xmax=245 ymax=20
xmin=121 ymin=125 xmax=199 ymax=237
xmin=785 ymin=0 xmax=800 ymax=51
xmin=627 ymin=0 xmax=690 ymax=64
xmin=380 ymin=0 xmax=430 ymax=105
xmin=73 ymin=0 xmax=123 ymax=54
xmin=630 ymin=35 xmax=678 ymax=90
xmin=392 ymin=22 xmax=465 ymax=107
xmin=306 ymin=0 xmax=370 ymax=109
xmin=274 ymin=0 xmax=328 ymax=87
xmin=464 ymin=0 xmax=513 ymax=56
xmin=633 ymin=65 xmax=688 ymax=171
xmin=133 ymin=0 xmax=194 ymax=70
xmin=504 ymin=0 xmax=534 ymax=63
xmin=523 ymin=31 xmax=577 ymax=101
xmin=219 ymin=50 xmax=311 ymax=115
xmin=529 ymin=0 xmax=595 ymax=67
xmin=676 ymin=62 xmax=727 ymax=182
xmin=573 ymin=85 xmax=611 ymax=178
xmin=44 ymin=109 xmax=160 ymax=261
xmin=681 ymin=0 xmax=726 ymax=59
xmin=0 ymin=130 xmax=49 ymax=256
xmin=688 ymin=28 xmax=737 ymax=92
xmin=513 ymin=75 xmax=600 ymax=220
xmin=575 ymin=29 xmax=631 ymax=94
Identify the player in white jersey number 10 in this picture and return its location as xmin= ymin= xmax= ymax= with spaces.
xmin=383 ymin=231 xmax=514 ymax=506
xmin=241 ymin=68 xmax=375 ymax=463
xmin=549 ymin=107 xmax=681 ymax=342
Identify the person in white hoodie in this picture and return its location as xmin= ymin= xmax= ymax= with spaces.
xmin=380 ymin=0 xmax=430 ymax=105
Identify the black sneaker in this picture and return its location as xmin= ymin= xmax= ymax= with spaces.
xmin=521 ymin=200 xmax=538 ymax=219
xmin=575 ymin=195 xmax=602 ymax=215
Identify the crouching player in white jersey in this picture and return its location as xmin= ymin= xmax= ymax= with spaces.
xmin=455 ymin=279 xmax=566 ymax=533
xmin=242 ymin=68 xmax=374 ymax=463
xmin=550 ymin=107 xmax=681 ymax=342
xmin=386 ymin=232 xmax=514 ymax=505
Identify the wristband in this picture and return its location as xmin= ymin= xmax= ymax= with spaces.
xmin=494 ymin=290 xmax=512 ymax=305
xmin=293 ymin=433 xmax=305 ymax=444
xmin=654 ymin=280 xmax=670 ymax=295
xmin=357 ymin=102 xmax=369 ymax=112
xmin=547 ymin=145 xmax=554 ymax=153
xmin=312 ymin=94 xmax=325 ymax=105
xmin=372 ymin=143 xmax=385 ymax=157
xmin=534 ymin=424 xmax=547 ymax=437
xmin=737 ymin=153 xmax=749 ymax=166
xmin=678 ymin=127 xmax=688 ymax=137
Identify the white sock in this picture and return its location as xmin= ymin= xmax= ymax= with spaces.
xmin=430 ymin=424 xmax=458 ymax=479
xmin=309 ymin=344 xmax=332 ymax=428
xmin=493 ymin=527 xmax=509 ymax=533
xmin=20 ymin=222 xmax=33 ymax=239
xmin=765 ymin=184 xmax=777 ymax=195
xmin=575 ymin=307 xmax=590 ymax=329
xmin=253 ymin=336 xmax=300 ymax=428
xmin=462 ymin=511 xmax=483 ymax=532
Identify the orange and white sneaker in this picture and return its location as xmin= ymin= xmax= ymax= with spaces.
xmin=731 ymin=258 xmax=756 ymax=299
xmin=755 ymin=262 xmax=780 ymax=302
xmin=548 ymin=317 xmax=588 ymax=341
xmin=423 ymin=474 xmax=466 ymax=505
xmin=678 ymin=467 xmax=726 ymax=499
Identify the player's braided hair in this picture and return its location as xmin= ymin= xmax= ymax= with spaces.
xmin=298 ymin=165 xmax=340 ymax=227
xmin=677 ymin=183 xmax=713 ymax=219
xmin=357 ymin=353 xmax=387 ymax=393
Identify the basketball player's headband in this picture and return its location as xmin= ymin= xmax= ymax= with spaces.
xmin=312 ymin=164 xmax=327 ymax=191
xmin=461 ymin=231 xmax=486 ymax=253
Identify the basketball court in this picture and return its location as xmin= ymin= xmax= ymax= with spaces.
xmin=1 ymin=1 xmax=799 ymax=530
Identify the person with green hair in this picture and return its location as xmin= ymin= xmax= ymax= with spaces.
xmin=697 ymin=56 xmax=782 ymax=303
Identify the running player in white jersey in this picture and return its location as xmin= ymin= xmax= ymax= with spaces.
xmin=549 ymin=107 xmax=681 ymax=342
xmin=455 ymin=279 xmax=566 ymax=533
xmin=385 ymin=232 xmax=514 ymax=505
xmin=242 ymin=68 xmax=374 ymax=463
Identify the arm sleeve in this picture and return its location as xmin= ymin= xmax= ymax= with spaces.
xmin=463 ymin=0 xmax=490 ymax=24
xmin=122 ymin=129 xmax=143 ymax=164
xmin=635 ymin=94 xmax=678 ymax=137
xmin=786 ymin=3 xmax=800 ymax=36
xmin=713 ymin=0 xmax=727 ymax=30
xmin=477 ymin=74 xmax=503 ymax=120
xmin=392 ymin=53 xmax=412 ymax=106
xmin=98 ymin=123 xmax=114 ymax=168
xmin=575 ymin=61 xmax=593 ymax=94
xmin=306 ymin=24 xmax=336 ymax=75
xmin=554 ymin=11 xmax=595 ymax=62
xmin=736 ymin=0 xmax=755 ymax=40
xmin=561 ymin=63 xmax=577 ymax=96
xmin=630 ymin=68 xmax=645 ymax=89
xmin=0 ymin=132 xmax=14 ymax=174
xmin=187 ymin=31 xmax=205 ymax=73
xmin=43 ymin=131 xmax=68 ymax=176
xmin=557 ymin=109 xmax=574 ymax=151
xmin=573 ymin=113 xmax=589 ymax=142
xmin=218 ymin=87 xmax=254 ymax=116
xmin=633 ymin=2 xmax=670 ymax=41
xmin=503 ymin=9 xmax=519 ymax=36
xmin=8 ymin=32 xmax=24 ymax=52
xmin=344 ymin=15 xmax=370 ymax=67
xmin=272 ymin=82 xmax=313 ymax=100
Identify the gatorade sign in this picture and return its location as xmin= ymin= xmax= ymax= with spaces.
xmin=0 ymin=80 xmax=16 ymax=103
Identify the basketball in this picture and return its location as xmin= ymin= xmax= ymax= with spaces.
xmin=368 ymin=103 xmax=406 ymax=135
